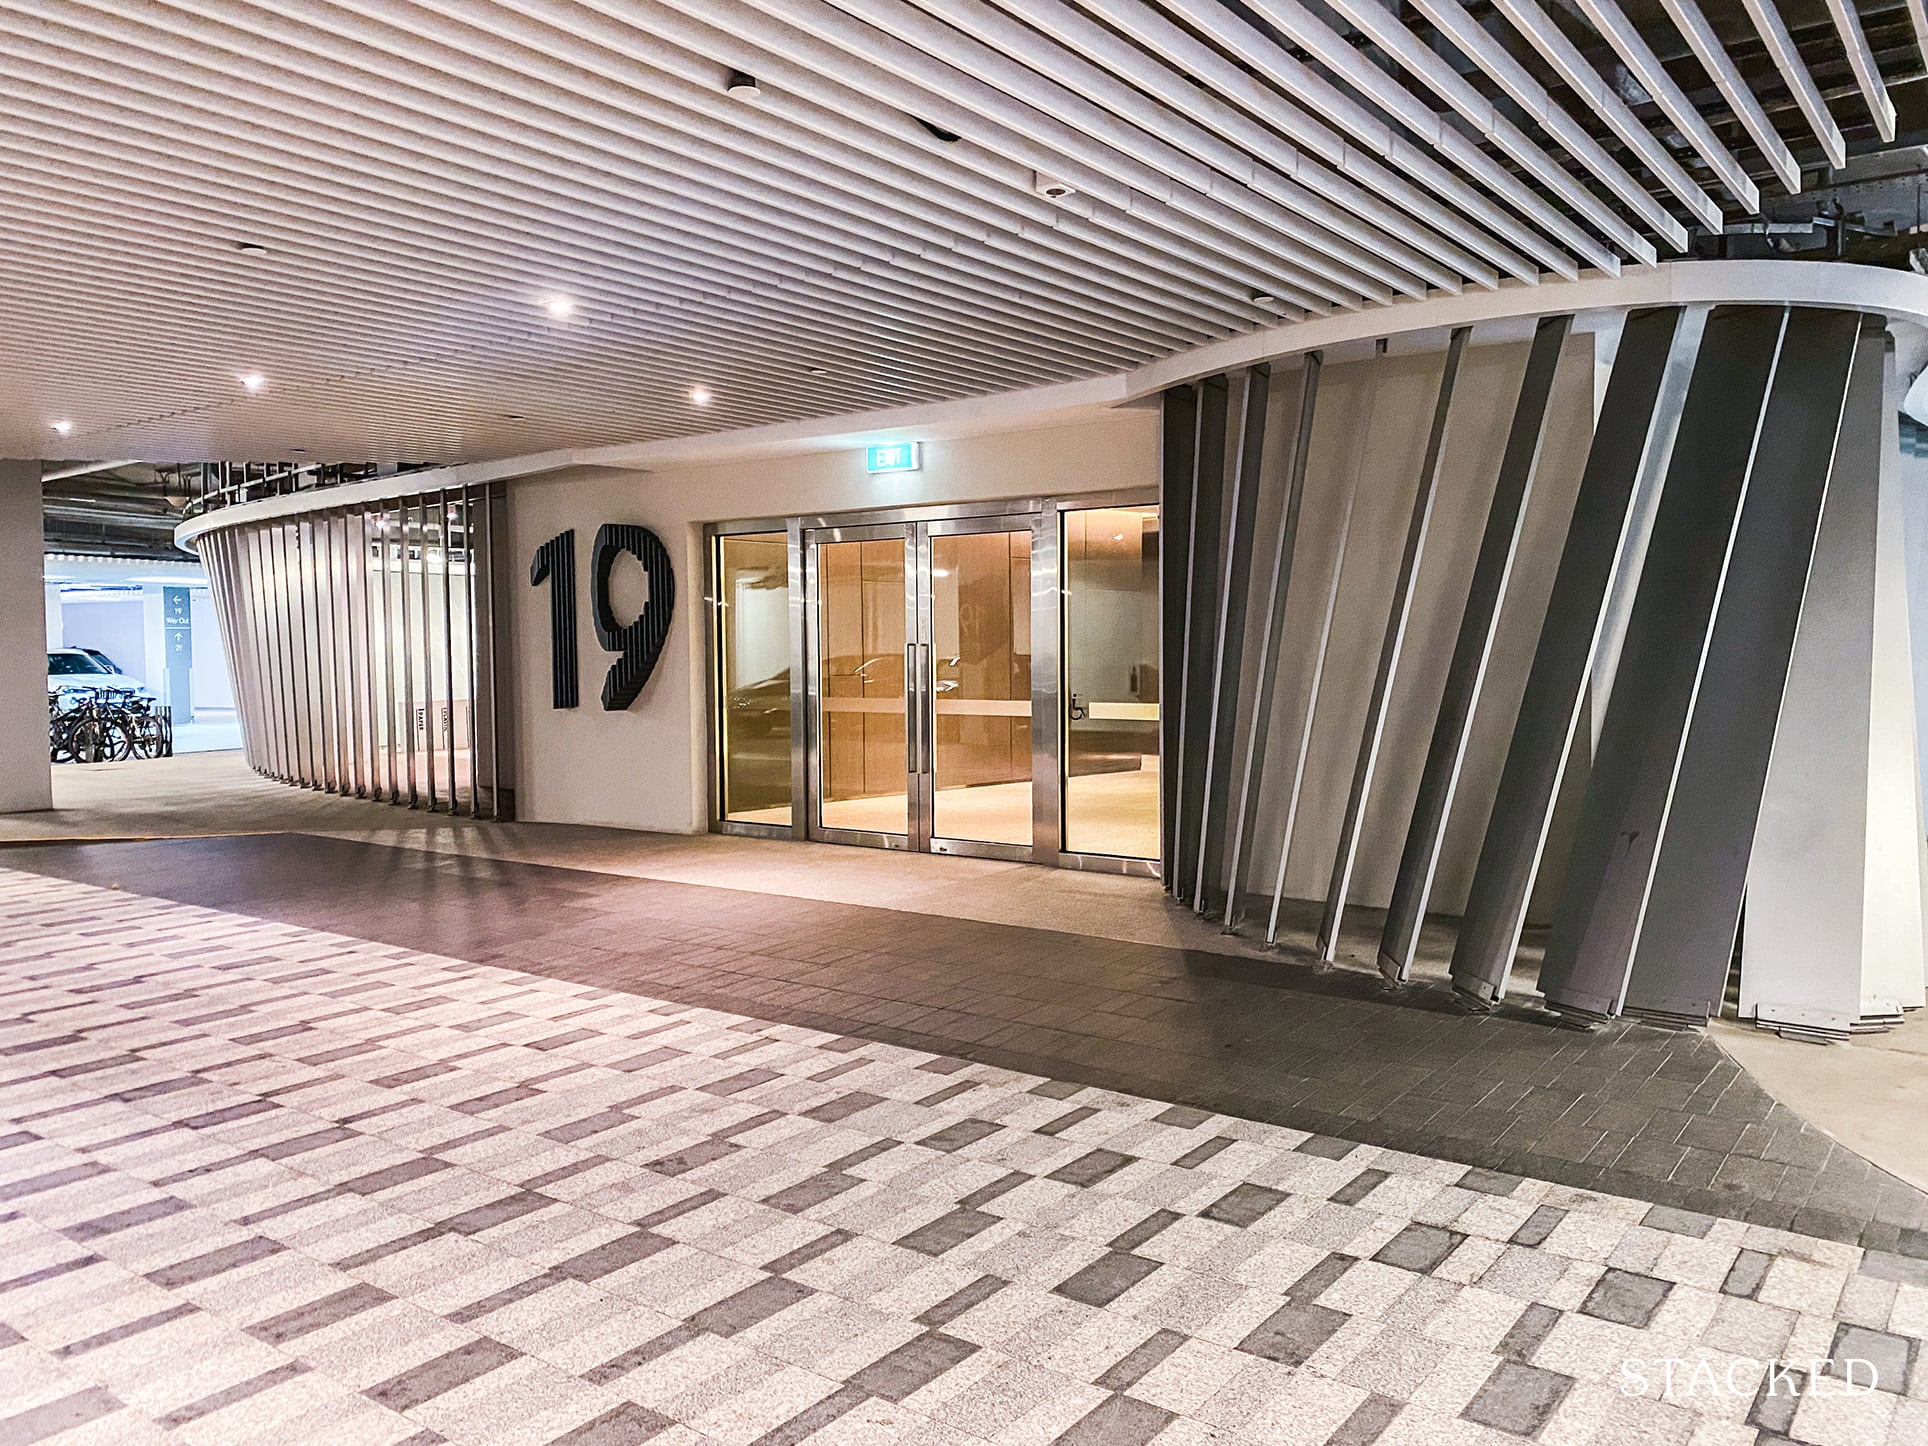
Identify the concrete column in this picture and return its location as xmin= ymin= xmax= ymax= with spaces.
xmin=0 ymin=460 xmax=52 ymax=813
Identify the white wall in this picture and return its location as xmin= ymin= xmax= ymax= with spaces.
xmin=191 ymin=590 xmax=235 ymax=711
xmin=63 ymin=598 xmax=148 ymax=683
xmin=0 ymin=461 xmax=51 ymax=813
xmin=508 ymin=411 xmax=1158 ymax=833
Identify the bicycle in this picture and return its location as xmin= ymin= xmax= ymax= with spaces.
xmin=49 ymin=687 xmax=172 ymax=764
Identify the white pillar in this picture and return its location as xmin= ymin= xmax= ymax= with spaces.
xmin=0 ymin=461 xmax=52 ymax=813
xmin=1744 ymin=343 xmax=1928 ymax=1037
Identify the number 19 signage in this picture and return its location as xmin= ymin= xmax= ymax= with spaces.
xmin=529 ymin=524 xmax=675 ymax=712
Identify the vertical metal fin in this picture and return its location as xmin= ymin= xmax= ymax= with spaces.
xmin=1538 ymin=305 xmax=1790 ymax=1022
xmin=1158 ymin=385 xmax=1198 ymax=887
xmin=1195 ymin=364 xmax=1272 ymax=913
xmin=1316 ymin=326 xmax=1470 ymax=962
xmin=1379 ymin=316 xmax=1573 ymax=982
xmin=1622 ymin=308 xmax=1865 ymax=1026
xmin=1171 ymin=375 xmax=1231 ymax=904
xmin=1449 ymin=306 xmax=1688 ymax=1006
xmin=1225 ymin=354 xmax=1321 ymax=930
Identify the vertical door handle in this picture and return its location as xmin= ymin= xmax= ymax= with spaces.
xmin=906 ymin=642 xmax=918 ymax=775
xmin=920 ymin=642 xmax=933 ymax=776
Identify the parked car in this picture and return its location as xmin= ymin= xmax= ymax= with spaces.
xmin=47 ymin=649 xmax=154 ymax=701
xmin=78 ymin=647 xmax=126 ymax=674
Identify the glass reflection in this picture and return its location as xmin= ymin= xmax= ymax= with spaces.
xmin=930 ymin=529 xmax=1032 ymax=846
xmin=816 ymin=536 xmax=907 ymax=835
xmin=1063 ymin=507 xmax=1161 ymax=859
xmin=716 ymin=532 xmax=793 ymax=822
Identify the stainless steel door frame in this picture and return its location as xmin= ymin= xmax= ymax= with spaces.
xmin=803 ymin=520 xmax=916 ymax=851
xmin=920 ymin=511 xmax=1045 ymax=864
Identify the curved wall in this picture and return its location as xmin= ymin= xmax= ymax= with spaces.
xmin=182 ymin=261 xmax=1928 ymax=1034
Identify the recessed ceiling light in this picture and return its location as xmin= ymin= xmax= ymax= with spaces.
xmin=234 ymin=241 xmax=268 ymax=255
xmin=806 ymin=367 xmax=829 ymax=377
xmin=1250 ymin=290 xmax=1286 ymax=311
xmin=238 ymin=371 xmax=267 ymax=393
xmin=50 ymin=419 xmax=73 ymax=436
xmin=689 ymin=386 xmax=713 ymax=406
xmin=726 ymin=69 xmax=761 ymax=99
xmin=542 ymin=295 xmax=576 ymax=320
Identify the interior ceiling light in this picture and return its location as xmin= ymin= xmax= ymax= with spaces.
xmin=233 ymin=241 xmax=268 ymax=254
xmin=238 ymin=371 xmax=267 ymax=393
xmin=689 ymin=386 xmax=714 ymax=406
xmin=726 ymin=70 xmax=761 ymax=100
xmin=50 ymin=419 xmax=73 ymax=436
xmin=1032 ymin=172 xmax=1077 ymax=202
xmin=1250 ymin=290 xmax=1286 ymax=311
xmin=542 ymin=295 xmax=576 ymax=320
xmin=806 ymin=366 xmax=829 ymax=377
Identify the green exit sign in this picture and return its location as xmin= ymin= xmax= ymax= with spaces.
xmin=866 ymin=442 xmax=920 ymax=474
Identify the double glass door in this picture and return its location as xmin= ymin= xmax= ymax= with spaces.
xmin=710 ymin=498 xmax=1161 ymax=870
xmin=809 ymin=514 xmax=1038 ymax=857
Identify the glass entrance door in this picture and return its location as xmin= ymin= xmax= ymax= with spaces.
xmin=805 ymin=515 xmax=1037 ymax=857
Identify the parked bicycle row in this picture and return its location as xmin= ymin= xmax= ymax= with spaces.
xmin=49 ymin=687 xmax=174 ymax=763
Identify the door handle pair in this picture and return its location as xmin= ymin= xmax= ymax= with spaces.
xmin=904 ymin=642 xmax=931 ymax=774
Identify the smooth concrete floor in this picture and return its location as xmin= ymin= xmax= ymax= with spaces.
xmin=6 ymin=750 xmax=1927 ymax=1198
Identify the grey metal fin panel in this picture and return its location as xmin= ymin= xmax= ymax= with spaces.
xmin=1379 ymin=315 xmax=1572 ymax=982
xmin=1158 ymin=383 xmax=1197 ymax=885
xmin=1171 ymin=375 xmax=1229 ymax=904
xmin=1225 ymin=355 xmax=1321 ymax=931
xmin=1449 ymin=307 xmax=1689 ymax=1005
xmin=1537 ymin=304 xmax=1790 ymax=1021
xmin=1624 ymin=309 xmax=1869 ymax=1025
xmin=1196 ymin=365 xmax=1271 ymax=914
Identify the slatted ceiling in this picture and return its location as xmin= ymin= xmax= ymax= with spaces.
xmin=0 ymin=0 xmax=1917 ymax=465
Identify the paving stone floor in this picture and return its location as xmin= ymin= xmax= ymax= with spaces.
xmin=3 ymin=867 xmax=1928 ymax=1445
xmin=7 ymin=836 xmax=1926 ymax=1253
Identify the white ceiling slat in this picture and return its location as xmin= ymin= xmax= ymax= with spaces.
xmin=0 ymin=0 xmax=1890 ymax=464
xmin=1561 ymin=0 xmax=1761 ymax=211
xmin=3 ymin=0 xmax=1154 ymax=371
xmin=1651 ymin=0 xmax=1804 ymax=195
xmin=1049 ymin=0 xmax=1539 ymax=285
xmin=804 ymin=0 xmax=1414 ymax=303
xmin=639 ymin=0 xmax=1304 ymax=307
xmin=909 ymin=0 xmax=1489 ymax=293
xmin=725 ymin=0 xmax=1378 ymax=307
xmin=1224 ymin=0 xmax=1623 ymax=276
xmin=1818 ymin=0 xmax=1899 ymax=141
xmin=1736 ymin=0 xmax=1851 ymax=168
xmin=1104 ymin=0 xmax=1570 ymax=281
xmin=1436 ymin=0 xmax=1721 ymax=228
xmin=1315 ymin=0 xmax=1660 ymax=264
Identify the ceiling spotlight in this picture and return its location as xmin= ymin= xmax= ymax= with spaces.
xmin=50 ymin=419 xmax=73 ymax=436
xmin=1249 ymin=290 xmax=1288 ymax=313
xmin=726 ymin=69 xmax=761 ymax=99
xmin=689 ymin=385 xmax=714 ymax=406
xmin=542 ymin=295 xmax=576 ymax=320
xmin=806 ymin=366 xmax=829 ymax=377
xmin=1033 ymin=173 xmax=1077 ymax=202
xmin=234 ymin=241 xmax=269 ymax=255
xmin=238 ymin=371 xmax=267 ymax=393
